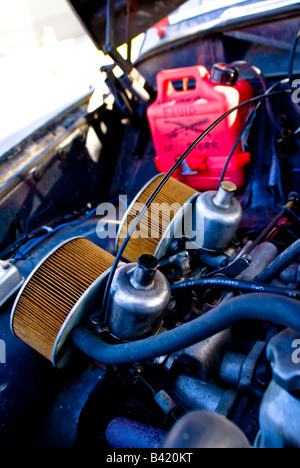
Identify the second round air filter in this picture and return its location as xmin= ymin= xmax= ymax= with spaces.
xmin=116 ymin=174 xmax=198 ymax=262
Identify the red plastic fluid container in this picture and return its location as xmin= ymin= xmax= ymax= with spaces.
xmin=147 ymin=64 xmax=253 ymax=191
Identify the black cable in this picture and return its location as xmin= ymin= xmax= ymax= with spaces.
xmin=170 ymin=277 xmax=300 ymax=300
xmin=229 ymin=61 xmax=287 ymax=131
xmin=100 ymin=87 xmax=291 ymax=325
xmin=218 ymin=101 xmax=260 ymax=187
xmin=219 ymin=78 xmax=289 ymax=189
xmin=0 ymin=226 xmax=50 ymax=260
xmin=71 ymin=293 xmax=300 ymax=365
xmin=271 ymin=134 xmax=286 ymax=202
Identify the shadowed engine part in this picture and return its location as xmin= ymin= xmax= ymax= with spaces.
xmin=257 ymin=329 xmax=300 ymax=448
xmin=106 ymin=417 xmax=167 ymax=449
xmin=163 ymin=411 xmax=251 ymax=448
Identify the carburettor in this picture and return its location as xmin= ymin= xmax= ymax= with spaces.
xmin=192 ymin=181 xmax=243 ymax=252
xmin=107 ymin=254 xmax=171 ymax=341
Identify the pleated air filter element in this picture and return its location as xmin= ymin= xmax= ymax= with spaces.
xmin=11 ymin=237 xmax=115 ymax=368
xmin=116 ymin=174 xmax=198 ymax=262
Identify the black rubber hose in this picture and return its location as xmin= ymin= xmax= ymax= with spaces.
xmin=254 ymin=239 xmax=300 ymax=284
xmin=70 ymin=294 xmax=300 ymax=365
xmin=170 ymin=277 xmax=300 ymax=300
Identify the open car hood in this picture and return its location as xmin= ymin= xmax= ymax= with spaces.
xmin=67 ymin=0 xmax=186 ymax=50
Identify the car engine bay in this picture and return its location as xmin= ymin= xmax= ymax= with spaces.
xmin=0 ymin=0 xmax=300 ymax=450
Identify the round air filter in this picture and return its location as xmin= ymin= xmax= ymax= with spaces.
xmin=116 ymin=174 xmax=198 ymax=262
xmin=11 ymin=237 xmax=115 ymax=368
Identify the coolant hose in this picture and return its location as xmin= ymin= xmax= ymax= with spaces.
xmin=70 ymin=294 xmax=300 ymax=365
xmin=254 ymin=239 xmax=300 ymax=284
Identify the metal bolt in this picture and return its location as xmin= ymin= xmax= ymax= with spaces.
xmin=132 ymin=255 xmax=159 ymax=288
xmin=33 ymin=170 xmax=42 ymax=182
xmin=213 ymin=181 xmax=237 ymax=209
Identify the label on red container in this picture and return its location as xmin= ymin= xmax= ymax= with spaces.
xmin=163 ymin=105 xmax=198 ymax=118
xmin=157 ymin=114 xmax=222 ymax=171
